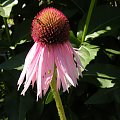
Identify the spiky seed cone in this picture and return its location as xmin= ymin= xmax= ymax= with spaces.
xmin=31 ymin=7 xmax=70 ymax=44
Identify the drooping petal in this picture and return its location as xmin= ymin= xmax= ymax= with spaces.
xmin=57 ymin=44 xmax=75 ymax=86
xmin=54 ymin=44 xmax=70 ymax=91
xmin=17 ymin=43 xmax=38 ymax=90
xmin=25 ymin=44 xmax=41 ymax=85
xmin=61 ymin=42 xmax=78 ymax=85
xmin=37 ymin=46 xmax=45 ymax=100
xmin=21 ymin=45 xmax=42 ymax=96
xmin=56 ymin=68 xmax=61 ymax=91
xmin=18 ymin=7 xmax=84 ymax=100
xmin=57 ymin=66 xmax=68 ymax=92
xmin=66 ymin=41 xmax=83 ymax=77
xmin=42 ymin=45 xmax=54 ymax=95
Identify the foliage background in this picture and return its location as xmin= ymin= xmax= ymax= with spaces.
xmin=0 ymin=0 xmax=120 ymax=120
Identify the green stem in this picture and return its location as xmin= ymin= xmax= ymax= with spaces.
xmin=50 ymin=66 xmax=67 ymax=120
xmin=81 ymin=0 xmax=96 ymax=43
xmin=3 ymin=17 xmax=11 ymax=45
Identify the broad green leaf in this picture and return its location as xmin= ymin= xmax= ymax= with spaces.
xmin=26 ymin=101 xmax=44 ymax=120
xmin=83 ymin=63 xmax=120 ymax=88
xmin=3 ymin=70 xmax=20 ymax=120
xmin=81 ymin=75 xmax=101 ymax=87
xmin=85 ymin=88 xmax=114 ymax=104
xmin=77 ymin=6 xmax=120 ymax=40
xmin=97 ymin=77 xmax=115 ymax=88
xmin=66 ymin=108 xmax=79 ymax=120
xmin=113 ymin=88 xmax=120 ymax=103
xmin=86 ymin=87 xmax=120 ymax=104
xmin=84 ymin=63 xmax=120 ymax=80
xmin=0 ymin=51 xmax=27 ymax=70
xmin=5 ymin=91 xmax=19 ymax=120
xmin=19 ymin=91 xmax=34 ymax=120
xmin=0 ymin=0 xmax=18 ymax=17
xmin=77 ymin=43 xmax=99 ymax=68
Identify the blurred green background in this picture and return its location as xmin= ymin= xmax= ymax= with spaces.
xmin=0 ymin=0 xmax=120 ymax=120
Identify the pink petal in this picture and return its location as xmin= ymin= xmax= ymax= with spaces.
xmin=21 ymin=45 xmax=42 ymax=95
xmin=42 ymin=45 xmax=54 ymax=95
xmin=66 ymin=41 xmax=83 ymax=76
xmin=61 ymin=42 xmax=78 ymax=85
xmin=54 ymin=45 xmax=69 ymax=91
xmin=37 ymin=46 xmax=45 ymax=100
xmin=56 ymin=68 xmax=61 ymax=90
xmin=57 ymin=44 xmax=75 ymax=86
xmin=17 ymin=43 xmax=38 ymax=90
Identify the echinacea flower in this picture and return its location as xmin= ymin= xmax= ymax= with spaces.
xmin=17 ymin=7 xmax=83 ymax=100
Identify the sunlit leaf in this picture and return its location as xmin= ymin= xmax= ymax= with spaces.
xmin=0 ymin=0 xmax=18 ymax=17
xmin=105 ymin=49 xmax=120 ymax=55
xmin=97 ymin=77 xmax=115 ymax=88
xmin=10 ymin=39 xmax=27 ymax=50
xmin=77 ymin=43 xmax=99 ymax=68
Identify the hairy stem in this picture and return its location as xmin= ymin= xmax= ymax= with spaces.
xmin=50 ymin=66 xmax=67 ymax=120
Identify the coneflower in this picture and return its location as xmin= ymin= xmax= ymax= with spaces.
xmin=17 ymin=7 xmax=83 ymax=101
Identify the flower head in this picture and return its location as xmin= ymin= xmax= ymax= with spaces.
xmin=17 ymin=7 xmax=83 ymax=100
xmin=31 ymin=7 xmax=69 ymax=44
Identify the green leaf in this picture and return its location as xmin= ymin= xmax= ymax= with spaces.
xmin=113 ymin=88 xmax=120 ymax=103
xmin=81 ymin=75 xmax=101 ymax=87
xmin=83 ymin=63 xmax=120 ymax=88
xmin=4 ymin=70 xmax=20 ymax=120
xmin=26 ymin=101 xmax=44 ymax=120
xmin=5 ymin=91 xmax=19 ymax=120
xmin=84 ymin=63 xmax=120 ymax=80
xmin=85 ymin=88 xmax=114 ymax=104
xmin=10 ymin=39 xmax=28 ymax=50
xmin=70 ymin=31 xmax=81 ymax=47
xmin=45 ymin=90 xmax=54 ymax=104
xmin=11 ymin=19 xmax=32 ymax=46
xmin=0 ymin=0 xmax=18 ymax=17
xmin=0 ymin=51 xmax=27 ymax=70
xmin=77 ymin=43 xmax=99 ymax=68
xmin=77 ymin=6 xmax=120 ymax=40
xmin=63 ymin=8 xmax=78 ymax=18
xmin=70 ymin=0 xmax=90 ymax=13
xmin=97 ymin=77 xmax=115 ymax=88
xmin=105 ymin=49 xmax=120 ymax=55
xmin=45 ymin=90 xmax=63 ymax=104
xmin=19 ymin=91 xmax=34 ymax=120
xmin=66 ymin=107 xmax=79 ymax=120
